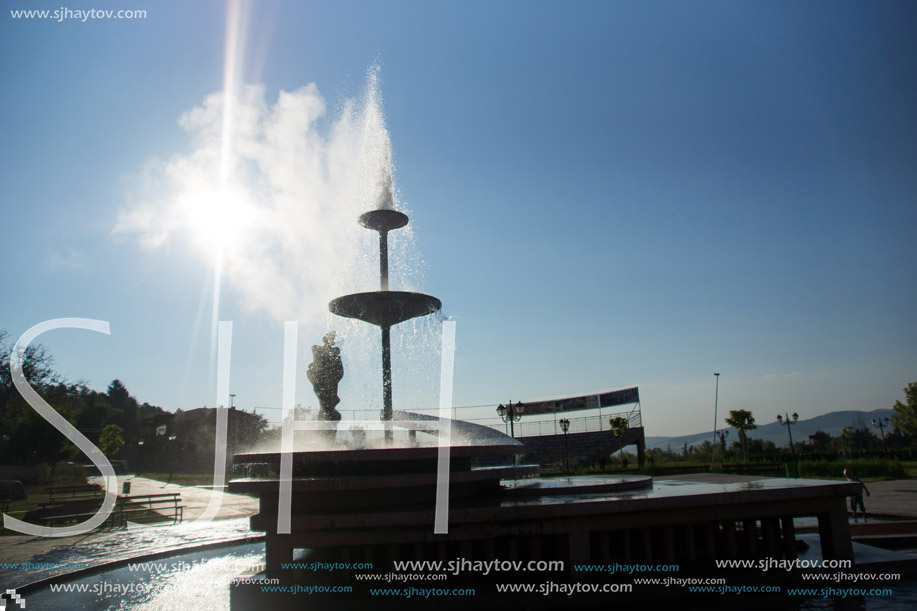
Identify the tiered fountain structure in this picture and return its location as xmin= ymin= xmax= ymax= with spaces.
xmin=229 ymin=204 xmax=860 ymax=611
xmin=328 ymin=207 xmax=441 ymax=443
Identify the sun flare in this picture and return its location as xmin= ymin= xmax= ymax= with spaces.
xmin=185 ymin=187 xmax=254 ymax=255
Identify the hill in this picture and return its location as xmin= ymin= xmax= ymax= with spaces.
xmin=645 ymin=408 xmax=896 ymax=451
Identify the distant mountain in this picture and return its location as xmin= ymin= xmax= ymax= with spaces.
xmin=646 ymin=408 xmax=896 ymax=451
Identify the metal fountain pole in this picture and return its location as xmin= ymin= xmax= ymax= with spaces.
xmin=378 ymin=225 xmax=393 ymax=442
xmin=329 ymin=207 xmax=441 ymax=448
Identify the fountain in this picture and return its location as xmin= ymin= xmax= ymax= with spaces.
xmin=328 ymin=207 xmax=441 ymax=443
xmin=227 ymin=149 xmax=861 ymax=611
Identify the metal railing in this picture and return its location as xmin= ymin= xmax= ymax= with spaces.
xmin=480 ymin=405 xmax=642 ymax=438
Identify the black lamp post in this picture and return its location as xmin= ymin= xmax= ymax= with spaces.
xmin=167 ymin=434 xmax=177 ymax=482
xmin=559 ymin=418 xmax=570 ymax=472
xmin=711 ymin=372 xmax=720 ymax=466
xmin=776 ymin=412 xmax=799 ymax=463
xmin=871 ymin=417 xmax=890 ymax=455
xmin=496 ymin=401 xmax=525 ymax=438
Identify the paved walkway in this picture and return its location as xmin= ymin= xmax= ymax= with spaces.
xmin=664 ymin=473 xmax=917 ymax=518
xmin=3 ymin=473 xmax=914 ymax=590
xmin=112 ymin=474 xmax=259 ymax=522
xmin=0 ymin=475 xmax=259 ymax=589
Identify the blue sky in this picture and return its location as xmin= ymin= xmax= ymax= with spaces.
xmin=1 ymin=0 xmax=915 ymax=437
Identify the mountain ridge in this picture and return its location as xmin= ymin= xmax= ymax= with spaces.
xmin=646 ymin=408 xmax=896 ymax=451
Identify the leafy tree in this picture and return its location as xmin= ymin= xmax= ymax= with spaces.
xmin=696 ymin=440 xmax=714 ymax=461
xmin=892 ymin=382 xmax=917 ymax=438
xmin=808 ymin=431 xmax=832 ymax=455
xmin=107 ymin=379 xmax=140 ymax=431
xmin=610 ymin=417 xmax=629 ymax=467
xmin=718 ymin=430 xmax=729 ymax=456
xmin=832 ymin=426 xmax=854 ymax=456
xmin=725 ymin=409 xmax=756 ymax=466
xmin=99 ymin=424 xmax=125 ymax=457
xmin=0 ymin=329 xmax=166 ymax=466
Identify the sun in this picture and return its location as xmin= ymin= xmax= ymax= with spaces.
xmin=185 ymin=187 xmax=254 ymax=255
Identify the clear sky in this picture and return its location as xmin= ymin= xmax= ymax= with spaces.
xmin=1 ymin=0 xmax=915 ymax=437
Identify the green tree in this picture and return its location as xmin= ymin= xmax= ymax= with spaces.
xmin=107 ymin=379 xmax=140 ymax=431
xmin=99 ymin=424 xmax=125 ymax=457
xmin=610 ymin=417 xmax=629 ymax=467
xmin=808 ymin=431 xmax=832 ymax=455
xmin=725 ymin=409 xmax=756 ymax=466
xmin=891 ymin=382 xmax=917 ymax=438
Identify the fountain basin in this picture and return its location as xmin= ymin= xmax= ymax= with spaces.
xmin=358 ymin=209 xmax=409 ymax=232
xmin=329 ymin=291 xmax=442 ymax=327
xmin=233 ymin=444 xmax=521 ymax=478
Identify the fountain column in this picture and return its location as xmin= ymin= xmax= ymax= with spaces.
xmin=329 ymin=208 xmax=442 ymax=444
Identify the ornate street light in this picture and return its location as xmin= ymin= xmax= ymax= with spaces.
xmin=711 ymin=373 xmax=720 ymax=466
xmin=776 ymin=412 xmax=799 ymax=466
xmin=167 ymin=434 xmax=177 ymax=482
xmin=559 ymin=418 xmax=570 ymax=472
xmin=496 ymin=401 xmax=525 ymax=438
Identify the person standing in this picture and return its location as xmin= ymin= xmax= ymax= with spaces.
xmin=844 ymin=468 xmax=871 ymax=522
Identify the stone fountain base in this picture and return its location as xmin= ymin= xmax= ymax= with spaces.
xmin=227 ymin=416 xmax=858 ymax=609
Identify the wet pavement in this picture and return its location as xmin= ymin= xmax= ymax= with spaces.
xmin=2 ymin=473 xmax=915 ymax=593
xmin=0 ymin=475 xmax=260 ymax=590
xmin=664 ymin=474 xmax=917 ymax=518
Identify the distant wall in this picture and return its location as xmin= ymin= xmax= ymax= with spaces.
xmin=520 ymin=427 xmax=645 ymax=469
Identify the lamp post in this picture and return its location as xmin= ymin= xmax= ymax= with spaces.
xmin=167 ymin=434 xmax=177 ymax=482
xmin=871 ymin=417 xmax=890 ymax=455
xmin=559 ymin=418 xmax=570 ymax=472
xmin=711 ymin=372 xmax=720 ymax=466
xmin=776 ymin=412 xmax=799 ymax=464
xmin=496 ymin=401 xmax=525 ymax=438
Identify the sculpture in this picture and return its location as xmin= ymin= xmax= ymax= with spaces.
xmin=306 ymin=331 xmax=343 ymax=436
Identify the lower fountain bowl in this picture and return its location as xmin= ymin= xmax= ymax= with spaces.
xmin=329 ymin=291 xmax=442 ymax=327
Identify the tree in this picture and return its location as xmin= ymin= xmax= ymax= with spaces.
xmin=107 ymin=379 xmax=140 ymax=431
xmin=725 ymin=409 xmax=756 ymax=466
xmin=610 ymin=417 xmax=629 ymax=467
xmin=808 ymin=431 xmax=832 ymax=455
xmin=892 ymin=382 xmax=917 ymax=438
xmin=99 ymin=424 xmax=125 ymax=457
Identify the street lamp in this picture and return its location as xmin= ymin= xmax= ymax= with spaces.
xmin=871 ymin=417 xmax=890 ymax=455
xmin=776 ymin=412 xmax=799 ymax=465
xmin=167 ymin=434 xmax=177 ymax=482
xmin=559 ymin=418 xmax=570 ymax=472
xmin=496 ymin=401 xmax=525 ymax=438
xmin=711 ymin=373 xmax=720 ymax=466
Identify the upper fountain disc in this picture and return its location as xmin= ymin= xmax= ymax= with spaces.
xmin=359 ymin=209 xmax=409 ymax=232
xmin=330 ymin=291 xmax=442 ymax=328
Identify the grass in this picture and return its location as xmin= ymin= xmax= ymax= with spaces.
xmin=796 ymin=458 xmax=908 ymax=480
